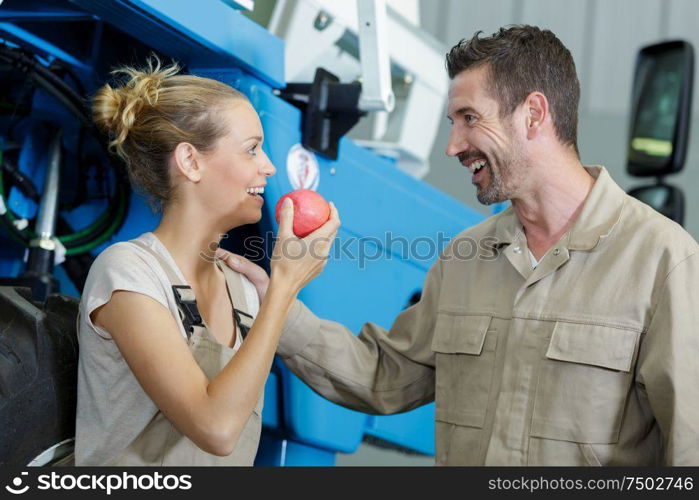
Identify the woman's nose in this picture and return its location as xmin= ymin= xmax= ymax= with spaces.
xmin=261 ymin=152 xmax=276 ymax=176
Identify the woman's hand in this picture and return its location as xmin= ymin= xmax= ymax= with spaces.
xmin=216 ymin=250 xmax=270 ymax=301
xmin=204 ymin=200 xmax=339 ymax=451
xmin=271 ymin=197 xmax=340 ymax=295
xmin=216 ymin=199 xmax=340 ymax=301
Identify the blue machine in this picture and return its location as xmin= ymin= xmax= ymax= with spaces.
xmin=0 ymin=0 xmax=484 ymax=465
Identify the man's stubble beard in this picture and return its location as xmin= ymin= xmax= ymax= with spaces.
xmin=476 ymin=155 xmax=523 ymax=205
xmin=476 ymin=136 xmax=528 ymax=206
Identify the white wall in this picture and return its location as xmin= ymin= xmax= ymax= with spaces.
xmin=420 ymin=0 xmax=699 ymax=240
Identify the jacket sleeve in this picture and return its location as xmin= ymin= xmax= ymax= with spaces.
xmin=637 ymin=251 xmax=699 ymax=465
xmin=276 ymin=256 xmax=444 ymax=415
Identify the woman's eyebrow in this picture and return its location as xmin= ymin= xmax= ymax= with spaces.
xmin=243 ymin=135 xmax=263 ymax=142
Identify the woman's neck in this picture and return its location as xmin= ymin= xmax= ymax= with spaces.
xmin=152 ymin=203 xmax=231 ymax=288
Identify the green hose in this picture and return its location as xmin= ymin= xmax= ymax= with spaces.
xmin=65 ymin=186 xmax=127 ymax=255
xmin=61 ymin=206 xmax=113 ymax=243
xmin=0 ymin=149 xmax=126 ymax=254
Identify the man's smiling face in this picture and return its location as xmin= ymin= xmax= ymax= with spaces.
xmin=445 ymin=64 xmax=529 ymax=205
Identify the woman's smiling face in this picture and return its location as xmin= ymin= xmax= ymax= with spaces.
xmin=195 ymin=99 xmax=276 ymax=227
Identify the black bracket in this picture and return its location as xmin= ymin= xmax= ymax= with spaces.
xmin=234 ymin=309 xmax=253 ymax=340
xmin=172 ymin=285 xmax=203 ymax=337
xmin=277 ymin=68 xmax=366 ymax=160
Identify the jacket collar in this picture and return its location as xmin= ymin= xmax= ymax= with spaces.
xmin=493 ymin=166 xmax=625 ymax=251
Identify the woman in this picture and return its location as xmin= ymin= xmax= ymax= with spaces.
xmin=74 ymin=59 xmax=339 ymax=466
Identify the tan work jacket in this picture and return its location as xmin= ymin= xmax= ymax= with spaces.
xmin=277 ymin=166 xmax=699 ymax=465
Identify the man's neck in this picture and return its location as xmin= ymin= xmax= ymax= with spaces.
xmin=510 ymin=159 xmax=595 ymax=260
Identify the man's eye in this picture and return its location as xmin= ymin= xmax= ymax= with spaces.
xmin=465 ymin=114 xmax=477 ymax=124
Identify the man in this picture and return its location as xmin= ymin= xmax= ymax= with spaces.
xmin=222 ymin=25 xmax=699 ymax=465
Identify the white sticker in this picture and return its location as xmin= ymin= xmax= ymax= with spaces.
xmin=286 ymin=143 xmax=320 ymax=191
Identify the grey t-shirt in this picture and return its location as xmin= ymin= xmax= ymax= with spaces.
xmin=74 ymin=232 xmax=259 ymax=465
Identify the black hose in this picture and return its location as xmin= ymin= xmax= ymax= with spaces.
xmin=0 ymin=47 xmax=89 ymax=122
xmin=0 ymin=44 xmax=131 ymax=253
xmin=1 ymin=157 xmax=38 ymax=199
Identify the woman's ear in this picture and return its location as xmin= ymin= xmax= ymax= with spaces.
xmin=173 ymin=142 xmax=203 ymax=182
xmin=524 ymin=91 xmax=549 ymax=141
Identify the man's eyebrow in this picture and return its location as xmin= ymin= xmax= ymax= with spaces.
xmin=446 ymin=106 xmax=478 ymax=121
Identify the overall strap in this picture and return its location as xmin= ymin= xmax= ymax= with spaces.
xmin=218 ymin=261 xmax=255 ymax=340
xmin=130 ymin=239 xmax=204 ymax=340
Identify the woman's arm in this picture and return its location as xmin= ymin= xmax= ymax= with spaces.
xmin=225 ymin=252 xmax=442 ymax=416
xmin=221 ymin=224 xmax=441 ymax=416
xmin=92 ymin=199 xmax=340 ymax=456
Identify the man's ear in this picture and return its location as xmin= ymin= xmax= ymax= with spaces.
xmin=173 ymin=142 xmax=203 ymax=182
xmin=524 ymin=92 xmax=549 ymax=140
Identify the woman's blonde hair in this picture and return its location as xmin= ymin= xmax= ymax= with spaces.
xmin=92 ymin=57 xmax=247 ymax=211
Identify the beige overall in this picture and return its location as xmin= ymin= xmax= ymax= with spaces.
xmin=60 ymin=240 xmax=264 ymax=466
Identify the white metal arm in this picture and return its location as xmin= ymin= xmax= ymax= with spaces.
xmin=356 ymin=0 xmax=395 ymax=113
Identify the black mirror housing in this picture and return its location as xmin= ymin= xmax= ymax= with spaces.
xmin=627 ymin=184 xmax=685 ymax=225
xmin=627 ymin=40 xmax=694 ymax=177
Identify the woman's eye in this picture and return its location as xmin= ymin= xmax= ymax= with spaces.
xmin=247 ymin=144 xmax=258 ymax=156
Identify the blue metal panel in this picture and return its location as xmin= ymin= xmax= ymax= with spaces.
xmin=364 ymin=404 xmax=435 ymax=455
xmin=0 ymin=8 xmax=93 ymax=22
xmin=261 ymin=371 xmax=280 ymax=429
xmin=67 ymin=0 xmax=285 ymax=88
xmin=0 ymin=1 xmax=100 ymax=76
xmin=92 ymin=193 xmax=161 ymax=254
xmin=54 ymin=263 xmax=80 ymax=298
xmin=0 ymin=22 xmax=92 ymax=72
xmin=0 ymin=242 xmax=25 ymax=282
xmin=255 ymin=435 xmax=336 ymax=466
xmin=491 ymin=201 xmax=510 ymax=214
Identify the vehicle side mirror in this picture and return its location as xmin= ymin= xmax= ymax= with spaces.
xmin=627 ymin=40 xmax=694 ymax=177
xmin=627 ymin=184 xmax=684 ymax=225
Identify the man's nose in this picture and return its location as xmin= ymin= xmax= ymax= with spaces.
xmin=445 ymin=127 xmax=468 ymax=157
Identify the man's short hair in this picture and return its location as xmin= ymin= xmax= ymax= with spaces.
xmin=446 ymin=25 xmax=580 ymax=155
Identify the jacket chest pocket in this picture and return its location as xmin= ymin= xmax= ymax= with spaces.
xmin=531 ymin=321 xmax=641 ymax=444
xmin=431 ymin=313 xmax=498 ymax=429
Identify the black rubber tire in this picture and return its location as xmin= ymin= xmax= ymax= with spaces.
xmin=0 ymin=286 xmax=79 ymax=466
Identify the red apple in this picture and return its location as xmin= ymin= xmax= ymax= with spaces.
xmin=275 ymin=189 xmax=331 ymax=237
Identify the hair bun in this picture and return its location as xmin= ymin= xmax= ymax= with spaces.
xmin=92 ymin=57 xmax=180 ymax=154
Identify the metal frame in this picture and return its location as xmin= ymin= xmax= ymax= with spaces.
xmin=269 ymin=0 xmax=448 ymax=179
